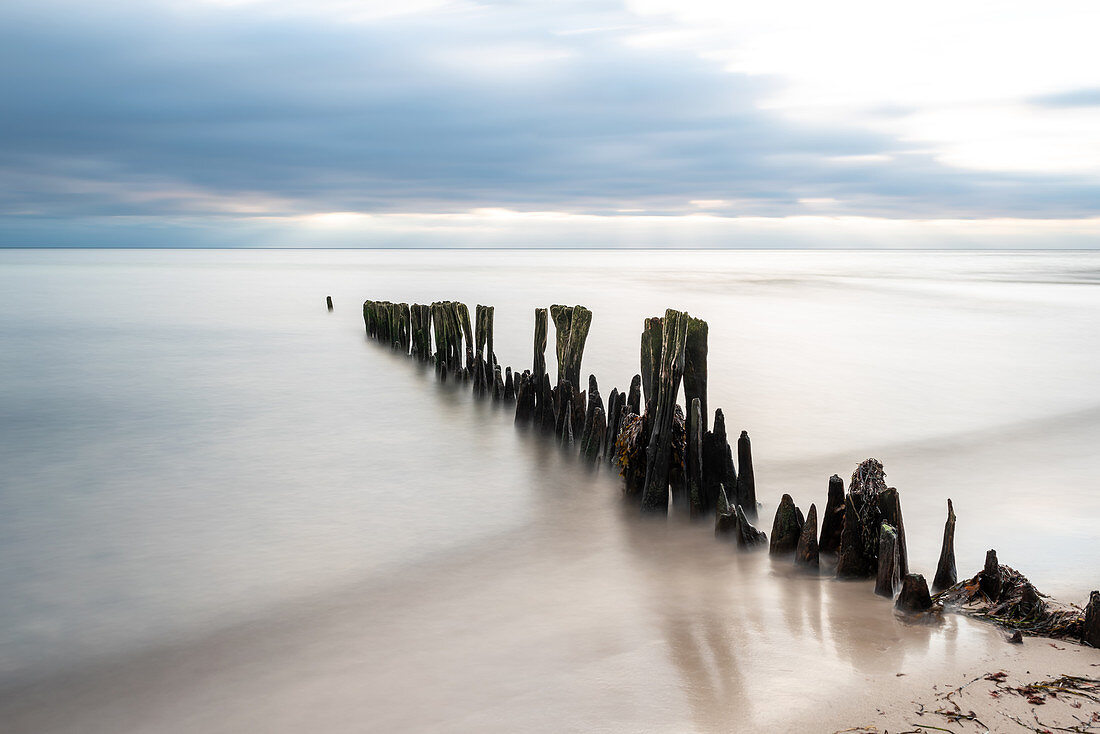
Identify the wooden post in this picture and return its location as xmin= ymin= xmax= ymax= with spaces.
xmin=683 ymin=317 xmax=708 ymax=433
xmin=640 ymin=316 xmax=662 ymax=406
xmin=327 ymin=295 xmax=333 ymax=311
xmin=874 ymin=523 xmax=901 ymax=597
xmin=735 ymin=431 xmax=757 ymax=520
xmin=795 ymin=504 xmax=819 ymax=568
xmin=931 ymin=499 xmax=957 ymax=593
xmin=640 ymin=309 xmax=689 ymax=514
xmin=533 ymin=308 xmax=548 ymax=380
xmin=626 ymin=374 xmax=641 ymax=416
xmin=819 ymin=474 xmax=845 ymax=554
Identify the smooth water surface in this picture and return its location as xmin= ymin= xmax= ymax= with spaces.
xmin=1 ymin=249 xmax=1098 ymax=731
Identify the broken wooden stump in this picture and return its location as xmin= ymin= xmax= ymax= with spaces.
xmin=875 ymin=523 xmax=901 ymax=598
xmin=514 ymin=369 xmax=535 ymax=424
xmin=504 ymin=367 xmax=515 ymax=401
xmin=702 ymin=409 xmax=736 ymax=519
xmin=626 ymin=374 xmax=641 ymax=416
xmin=640 ymin=309 xmax=689 ymax=515
xmin=714 ymin=486 xmax=739 ymax=539
xmin=616 ymin=412 xmax=648 ymax=499
xmin=979 ymin=549 xmax=1003 ymax=602
xmin=794 ymin=503 xmax=819 ymax=568
xmin=819 ymin=474 xmax=845 ymax=555
xmin=579 ymin=375 xmax=602 ymax=453
xmin=895 ymin=573 xmax=933 ymax=613
xmin=581 ymin=405 xmax=606 ymax=465
xmin=605 ymin=388 xmax=623 ymax=464
xmin=836 ymin=459 xmax=887 ymax=579
xmin=932 ymin=499 xmax=957 ymax=593
xmin=1084 ymin=591 xmax=1100 ymax=647
xmin=769 ymin=493 xmax=804 ymax=555
xmin=877 ymin=487 xmax=908 ymax=577
xmin=735 ymin=430 xmax=756 ymax=519
xmin=326 ymin=295 xmax=333 ymax=311
xmin=735 ymin=504 xmax=767 ymax=549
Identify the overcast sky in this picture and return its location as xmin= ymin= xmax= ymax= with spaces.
xmin=2 ymin=0 xmax=1099 ymax=247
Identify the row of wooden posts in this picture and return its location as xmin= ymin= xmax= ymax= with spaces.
xmin=358 ymin=298 xmax=1100 ymax=632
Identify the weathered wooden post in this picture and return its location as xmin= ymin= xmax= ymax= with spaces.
xmin=687 ymin=398 xmax=706 ymax=517
xmin=932 ymin=499 xmax=957 ymax=593
xmin=769 ymin=494 xmax=804 ymax=555
xmin=504 ymin=367 xmax=515 ymax=401
xmin=640 ymin=316 xmax=663 ymax=406
xmin=640 ymin=309 xmax=689 ymax=514
xmin=1084 ymin=591 xmax=1100 ymax=647
xmin=979 ymin=549 xmax=1002 ymax=601
xmin=533 ymin=308 xmax=548 ymax=380
xmin=877 ymin=488 xmax=908 ymax=577
xmin=896 ymin=574 xmax=932 ymax=613
xmin=735 ymin=431 xmax=757 ymax=519
xmin=579 ymin=375 xmax=603 ymax=457
xmin=683 ymin=317 xmax=708 ymax=433
xmin=819 ymin=474 xmax=845 ymax=554
xmin=702 ymin=409 xmax=736 ymax=517
xmin=327 ymin=295 xmax=333 ymax=311
xmin=626 ymin=374 xmax=641 ymax=416
xmin=605 ymin=388 xmax=623 ymax=464
xmin=795 ymin=504 xmax=819 ymax=568
xmin=550 ymin=305 xmax=573 ymax=386
xmin=874 ymin=523 xmax=901 ymax=598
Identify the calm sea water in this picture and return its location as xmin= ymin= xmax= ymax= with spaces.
xmin=1 ymin=248 xmax=1098 ymax=732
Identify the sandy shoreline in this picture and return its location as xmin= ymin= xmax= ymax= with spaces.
xmin=3 ymin=497 xmax=1096 ymax=733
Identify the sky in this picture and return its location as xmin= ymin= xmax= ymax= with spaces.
xmin=1 ymin=0 xmax=1099 ymax=248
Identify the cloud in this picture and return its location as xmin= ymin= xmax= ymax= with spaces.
xmin=1030 ymin=88 xmax=1100 ymax=108
xmin=0 ymin=0 xmax=1099 ymax=247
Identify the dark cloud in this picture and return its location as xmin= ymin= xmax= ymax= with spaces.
xmin=0 ymin=0 xmax=1098 ymax=246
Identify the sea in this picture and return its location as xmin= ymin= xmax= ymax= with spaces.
xmin=1 ymin=248 xmax=1098 ymax=732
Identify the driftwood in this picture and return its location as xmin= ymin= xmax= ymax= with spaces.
xmin=936 ymin=560 xmax=1087 ymax=641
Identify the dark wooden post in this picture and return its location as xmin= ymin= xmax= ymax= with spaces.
xmin=735 ymin=431 xmax=757 ymax=519
xmin=640 ymin=309 xmax=689 ymax=514
xmin=931 ymin=499 xmax=957 ymax=593
xmin=640 ymin=316 xmax=662 ymax=406
xmin=533 ymin=308 xmax=548 ymax=380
